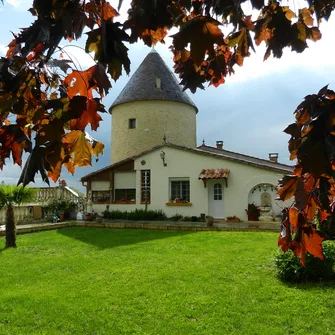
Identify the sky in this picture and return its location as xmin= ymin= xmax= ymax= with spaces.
xmin=0 ymin=0 xmax=335 ymax=192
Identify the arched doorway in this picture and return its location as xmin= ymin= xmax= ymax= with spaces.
xmin=247 ymin=183 xmax=281 ymax=219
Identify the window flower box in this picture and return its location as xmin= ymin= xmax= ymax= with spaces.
xmin=165 ymin=202 xmax=192 ymax=206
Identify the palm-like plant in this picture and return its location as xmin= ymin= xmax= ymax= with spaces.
xmin=0 ymin=184 xmax=37 ymax=248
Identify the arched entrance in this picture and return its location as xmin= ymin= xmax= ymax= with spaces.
xmin=247 ymin=183 xmax=280 ymax=220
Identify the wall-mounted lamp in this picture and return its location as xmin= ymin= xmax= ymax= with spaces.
xmin=160 ymin=150 xmax=167 ymax=166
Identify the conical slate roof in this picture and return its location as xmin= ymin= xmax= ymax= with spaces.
xmin=110 ymin=49 xmax=198 ymax=112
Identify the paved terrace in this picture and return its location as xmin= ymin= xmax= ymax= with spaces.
xmin=0 ymin=220 xmax=281 ymax=236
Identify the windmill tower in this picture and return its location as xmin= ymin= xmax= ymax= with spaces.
xmin=109 ymin=49 xmax=198 ymax=163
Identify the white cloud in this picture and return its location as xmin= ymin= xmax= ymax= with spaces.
xmin=5 ymin=0 xmax=20 ymax=8
xmin=5 ymin=0 xmax=32 ymax=10
xmin=0 ymin=43 xmax=8 ymax=56
xmin=55 ymin=44 xmax=96 ymax=70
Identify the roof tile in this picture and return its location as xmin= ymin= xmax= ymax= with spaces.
xmin=199 ymin=168 xmax=230 ymax=180
xmin=110 ymin=50 xmax=197 ymax=112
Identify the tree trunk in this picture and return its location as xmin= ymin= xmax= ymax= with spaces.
xmin=5 ymin=203 xmax=16 ymax=248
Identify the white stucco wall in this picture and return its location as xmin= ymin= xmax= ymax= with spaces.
xmin=111 ymin=100 xmax=197 ymax=163
xmin=90 ymin=146 xmax=292 ymax=220
xmin=133 ymin=147 xmax=290 ymax=220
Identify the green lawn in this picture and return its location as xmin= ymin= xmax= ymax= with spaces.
xmin=0 ymin=228 xmax=334 ymax=335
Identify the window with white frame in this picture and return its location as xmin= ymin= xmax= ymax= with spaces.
xmin=170 ymin=178 xmax=190 ymax=202
xmin=92 ymin=190 xmax=111 ymax=203
xmin=114 ymin=189 xmax=136 ymax=203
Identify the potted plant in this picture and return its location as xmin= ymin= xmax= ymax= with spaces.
xmin=85 ymin=212 xmax=96 ymax=221
xmin=206 ymin=215 xmax=214 ymax=226
xmin=226 ymin=215 xmax=241 ymax=222
xmin=46 ymin=199 xmax=67 ymax=221
xmin=59 ymin=179 xmax=67 ymax=187
xmin=245 ymin=203 xmax=261 ymax=221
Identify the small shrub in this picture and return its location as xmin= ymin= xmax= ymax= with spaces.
xmin=182 ymin=216 xmax=192 ymax=222
xmin=103 ymin=209 xmax=167 ymax=221
xmin=275 ymin=240 xmax=335 ymax=282
xmin=169 ymin=214 xmax=183 ymax=221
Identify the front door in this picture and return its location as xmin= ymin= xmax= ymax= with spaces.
xmin=209 ymin=182 xmax=224 ymax=219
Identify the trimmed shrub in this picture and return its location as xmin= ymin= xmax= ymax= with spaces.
xmin=169 ymin=214 xmax=183 ymax=221
xmin=103 ymin=209 xmax=167 ymax=221
xmin=275 ymin=240 xmax=335 ymax=283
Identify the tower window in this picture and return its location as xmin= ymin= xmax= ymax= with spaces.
xmin=155 ymin=77 xmax=161 ymax=89
xmin=129 ymin=118 xmax=136 ymax=129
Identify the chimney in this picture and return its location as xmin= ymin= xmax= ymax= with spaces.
xmin=216 ymin=141 xmax=223 ymax=150
xmin=269 ymin=153 xmax=278 ymax=163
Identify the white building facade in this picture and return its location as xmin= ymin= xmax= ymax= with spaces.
xmin=81 ymin=50 xmax=293 ymax=220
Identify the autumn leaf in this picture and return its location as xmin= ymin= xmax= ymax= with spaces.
xmin=289 ymin=207 xmax=299 ymax=229
xmin=85 ymin=22 xmax=130 ymax=81
xmin=123 ymin=0 xmax=174 ymax=46
xmin=0 ymin=125 xmax=31 ymax=169
xmin=292 ymin=225 xmax=325 ymax=265
xmin=85 ymin=131 xmax=105 ymax=158
xmin=62 ymin=130 xmax=92 ymax=167
xmin=277 ymin=175 xmax=299 ymax=201
xmin=44 ymin=142 xmax=64 ymax=182
xmin=307 ymin=27 xmax=322 ymax=42
xmin=284 ymin=123 xmax=301 ymax=138
xmin=319 ymin=209 xmax=329 ymax=222
xmin=303 ymin=226 xmax=325 ymax=260
xmin=306 ymin=197 xmax=318 ymax=220
xmin=64 ymin=64 xmax=111 ymax=99
xmin=17 ymin=145 xmax=49 ymax=187
xmin=172 ymin=16 xmax=225 ymax=65
xmin=299 ymin=8 xmax=314 ymax=26
xmin=227 ymin=28 xmax=253 ymax=67
xmin=34 ymin=118 xmax=65 ymax=147
xmin=101 ymin=2 xmax=119 ymax=21
xmin=69 ymin=98 xmax=105 ymax=131
xmin=93 ymin=141 xmax=104 ymax=157
xmin=64 ymin=156 xmax=76 ymax=175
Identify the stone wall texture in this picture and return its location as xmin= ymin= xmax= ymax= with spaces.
xmin=111 ymin=100 xmax=197 ymax=163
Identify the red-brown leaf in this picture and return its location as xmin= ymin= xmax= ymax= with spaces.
xmin=172 ymin=16 xmax=224 ymax=65
xmin=277 ymin=175 xmax=299 ymax=201
xmin=64 ymin=64 xmax=111 ymax=99
xmin=69 ymin=98 xmax=104 ymax=131
xmin=289 ymin=207 xmax=299 ymax=230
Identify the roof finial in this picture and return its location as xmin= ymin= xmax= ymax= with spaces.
xmin=163 ymin=134 xmax=167 ymax=143
xmin=202 ymin=138 xmax=205 ymax=145
xmin=150 ymin=46 xmax=157 ymax=53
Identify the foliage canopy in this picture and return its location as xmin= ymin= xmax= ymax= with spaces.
xmin=0 ymin=0 xmax=334 ymax=260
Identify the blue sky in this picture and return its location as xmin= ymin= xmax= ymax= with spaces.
xmin=1 ymin=0 xmax=335 ymax=192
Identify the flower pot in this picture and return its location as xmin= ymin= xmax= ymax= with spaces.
xmin=248 ymin=213 xmax=258 ymax=221
xmin=85 ymin=215 xmax=94 ymax=221
xmin=226 ymin=219 xmax=241 ymax=223
xmin=206 ymin=217 xmax=214 ymax=226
